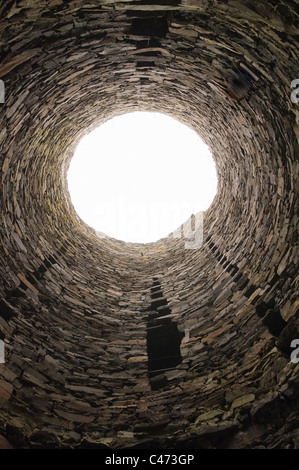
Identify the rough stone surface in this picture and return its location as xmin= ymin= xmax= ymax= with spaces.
xmin=0 ymin=0 xmax=298 ymax=449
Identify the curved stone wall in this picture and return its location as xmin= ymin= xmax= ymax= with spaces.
xmin=0 ymin=0 xmax=298 ymax=449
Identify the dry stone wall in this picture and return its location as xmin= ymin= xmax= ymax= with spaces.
xmin=0 ymin=0 xmax=298 ymax=449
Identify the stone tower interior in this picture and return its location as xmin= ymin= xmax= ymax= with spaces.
xmin=0 ymin=0 xmax=298 ymax=450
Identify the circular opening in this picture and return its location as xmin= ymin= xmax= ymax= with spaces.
xmin=67 ymin=112 xmax=218 ymax=243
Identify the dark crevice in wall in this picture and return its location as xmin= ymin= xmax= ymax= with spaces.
xmin=146 ymin=278 xmax=183 ymax=390
xmin=136 ymin=61 xmax=156 ymax=68
xmin=206 ymin=235 xmax=255 ymax=291
xmin=262 ymin=309 xmax=287 ymax=337
xmin=206 ymin=236 xmax=288 ymax=340
xmin=130 ymin=13 xmax=169 ymax=38
xmin=255 ymin=300 xmax=276 ymax=318
xmin=0 ymin=243 xmax=67 ymax=323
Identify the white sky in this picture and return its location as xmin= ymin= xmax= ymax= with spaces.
xmin=67 ymin=112 xmax=217 ymax=243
